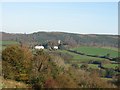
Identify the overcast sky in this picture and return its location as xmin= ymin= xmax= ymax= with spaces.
xmin=1 ymin=1 xmax=118 ymax=34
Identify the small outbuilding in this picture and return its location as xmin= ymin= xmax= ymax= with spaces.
xmin=35 ymin=46 xmax=44 ymax=50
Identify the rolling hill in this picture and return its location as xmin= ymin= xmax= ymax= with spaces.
xmin=1 ymin=31 xmax=119 ymax=47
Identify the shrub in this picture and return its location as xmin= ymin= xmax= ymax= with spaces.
xmin=55 ymin=73 xmax=78 ymax=88
xmin=80 ymin=64 xmax=88 ymax=70
xmin=2 ymin=45 xmax=33 ymax=82
xmin=44 ymin=78 xmax=59 ymax=88
xmin=77 ymin=70 xmax=114 ymax=88
xmin=31 ymin=50 xmax=62 ymax=87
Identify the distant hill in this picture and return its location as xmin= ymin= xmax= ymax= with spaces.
xmin=1 ymin=31 xmax=119 ymax=47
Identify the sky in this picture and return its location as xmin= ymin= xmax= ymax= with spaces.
xmin=1 ymin=1 xmax=118 ymax=34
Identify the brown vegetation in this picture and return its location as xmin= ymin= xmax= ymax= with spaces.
xmin=2 ymin=45 xmax=32 ymax=82
xmin=1 ymin=45 xmax=117 ymax=89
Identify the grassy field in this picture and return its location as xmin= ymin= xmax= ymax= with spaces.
xmin=103 ymin=64 xmax=118 ymax=69
xmin=101 ymin=46 xmax=118 ymax=52
xmin=57 ymin=49 xmax=118 ymax=71
xmin=0 ymin=41 xmax=19 ymax=46
xmin=78 ymin=64 xmax=98 ymax=69
xmin=88 ymin=64 xmax=98 ymax=69
xmin=57 ymin=50 xmax=108 ymax=63
xmin=0 ymin=41 xmax=19 ymax=51
xmin=72 ymin=46 xmax=119 ymax=58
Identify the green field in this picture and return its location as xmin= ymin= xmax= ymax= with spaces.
xmin=101 ymin=47 xmax=118 ymax=51
xmin=57 ymin=49 xmax=118 ymax=71
xmin=0 ymin=41 xmax=19 ymax=52
xmin=88 ymin=64 xmax=98 ymax=69
xmin=78 ymin=64 xmax=98 ymax=69
xmin=103 ymin=64 xmax=118 ymax=69
xmin=0 ymin=41 xmax=19 ymax=46
xmin=57 ymin=50 xmax=108 ymax=63
xmin=72 ymin=46 xmax=119 ymax=58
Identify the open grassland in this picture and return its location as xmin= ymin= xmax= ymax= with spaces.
xmin=88 ymin=64 xmax=98 ymax=69
xmin=0 ymin=41 xmax=19 ymax=51
xmin=103 ymin=64 xmax=118 ymax=69
xmin=57 ymin=50 xmax=108 ymax=63
xmin=78 ymin=64 xmax=98 ymax=69
xmin=101 ymin=46 xmax=118 ymax=52
xmin=0 ymin=41 xmax=19 ymax=46
xmin=72 ymin=46 xmax=119 ymax=58
xmin=57 ymin=50 xmax=118 ymax=70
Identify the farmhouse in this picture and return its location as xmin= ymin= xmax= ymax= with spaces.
xmin=53 ymin=46 xmax=58 ymax=50
xmin=35 ymin=45 xmax=44 ymax=50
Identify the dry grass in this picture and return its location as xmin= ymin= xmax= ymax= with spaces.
xmin=0 ymin=76 xmax=30 ymax=88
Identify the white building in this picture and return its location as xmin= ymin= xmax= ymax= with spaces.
xmin=58 ymin=40 xmax=61 ymax=44
xmin=35 ymin=46 xmax=44 ymax=50
xmin=53 ymin=46 xmax=58 ymax=50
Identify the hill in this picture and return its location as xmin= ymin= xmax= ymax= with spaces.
xmin=1 ymin=31 xmax=119 ymax=47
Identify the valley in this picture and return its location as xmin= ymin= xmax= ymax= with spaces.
xmin=0 ymin=32 xmax=119 ymax=88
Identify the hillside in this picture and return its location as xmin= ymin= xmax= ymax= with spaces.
xmin=1 ymin=33 xmax=119 ymax=88
xmin=0 ymin=76 xmax=29 ymax=88
xmin=2 ymin=46 xmax=117 ymax=88
xmin=1 ymin=32 xmax=119 ymax=47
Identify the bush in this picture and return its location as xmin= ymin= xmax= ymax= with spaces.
xmin=2 ymin=61 xmax=17 ymax=80
xmin=44 ymin=78 xmax=59 ymax=88
xmin=80 ymin=64 xmax=88 ymax=70
xmin=105 ymin=68 xmax=115 ymax=78
xmin=76 ymin=70 xmax=114 ymax=88
xmin=2 ymin=45 xmax=33 ymax=82
xmin=31 ymin=50 xmax=62 ymax=87
xmin=55 ymin=73 xmax=78 ymax=88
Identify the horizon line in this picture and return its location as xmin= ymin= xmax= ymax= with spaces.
xmin=1 ymin=31 xmax=118 ymax=35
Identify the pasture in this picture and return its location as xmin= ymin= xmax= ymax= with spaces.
xmin=0 ymin=41 xmax=19 ymax=46
xmin=72 ymin=46 xmax=119 ymax=58
xmin=0 ymin=41 xmax=19 ymax=51
xmin=78 ymin=64 xmax=98 ymax=69
xmin=57 ymin=50 xmax=108 ymax=63
xmin=88 ymin=64 xmax=98 ymax=69
xmin=103 ymin=64 xmax=118 ymax=69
